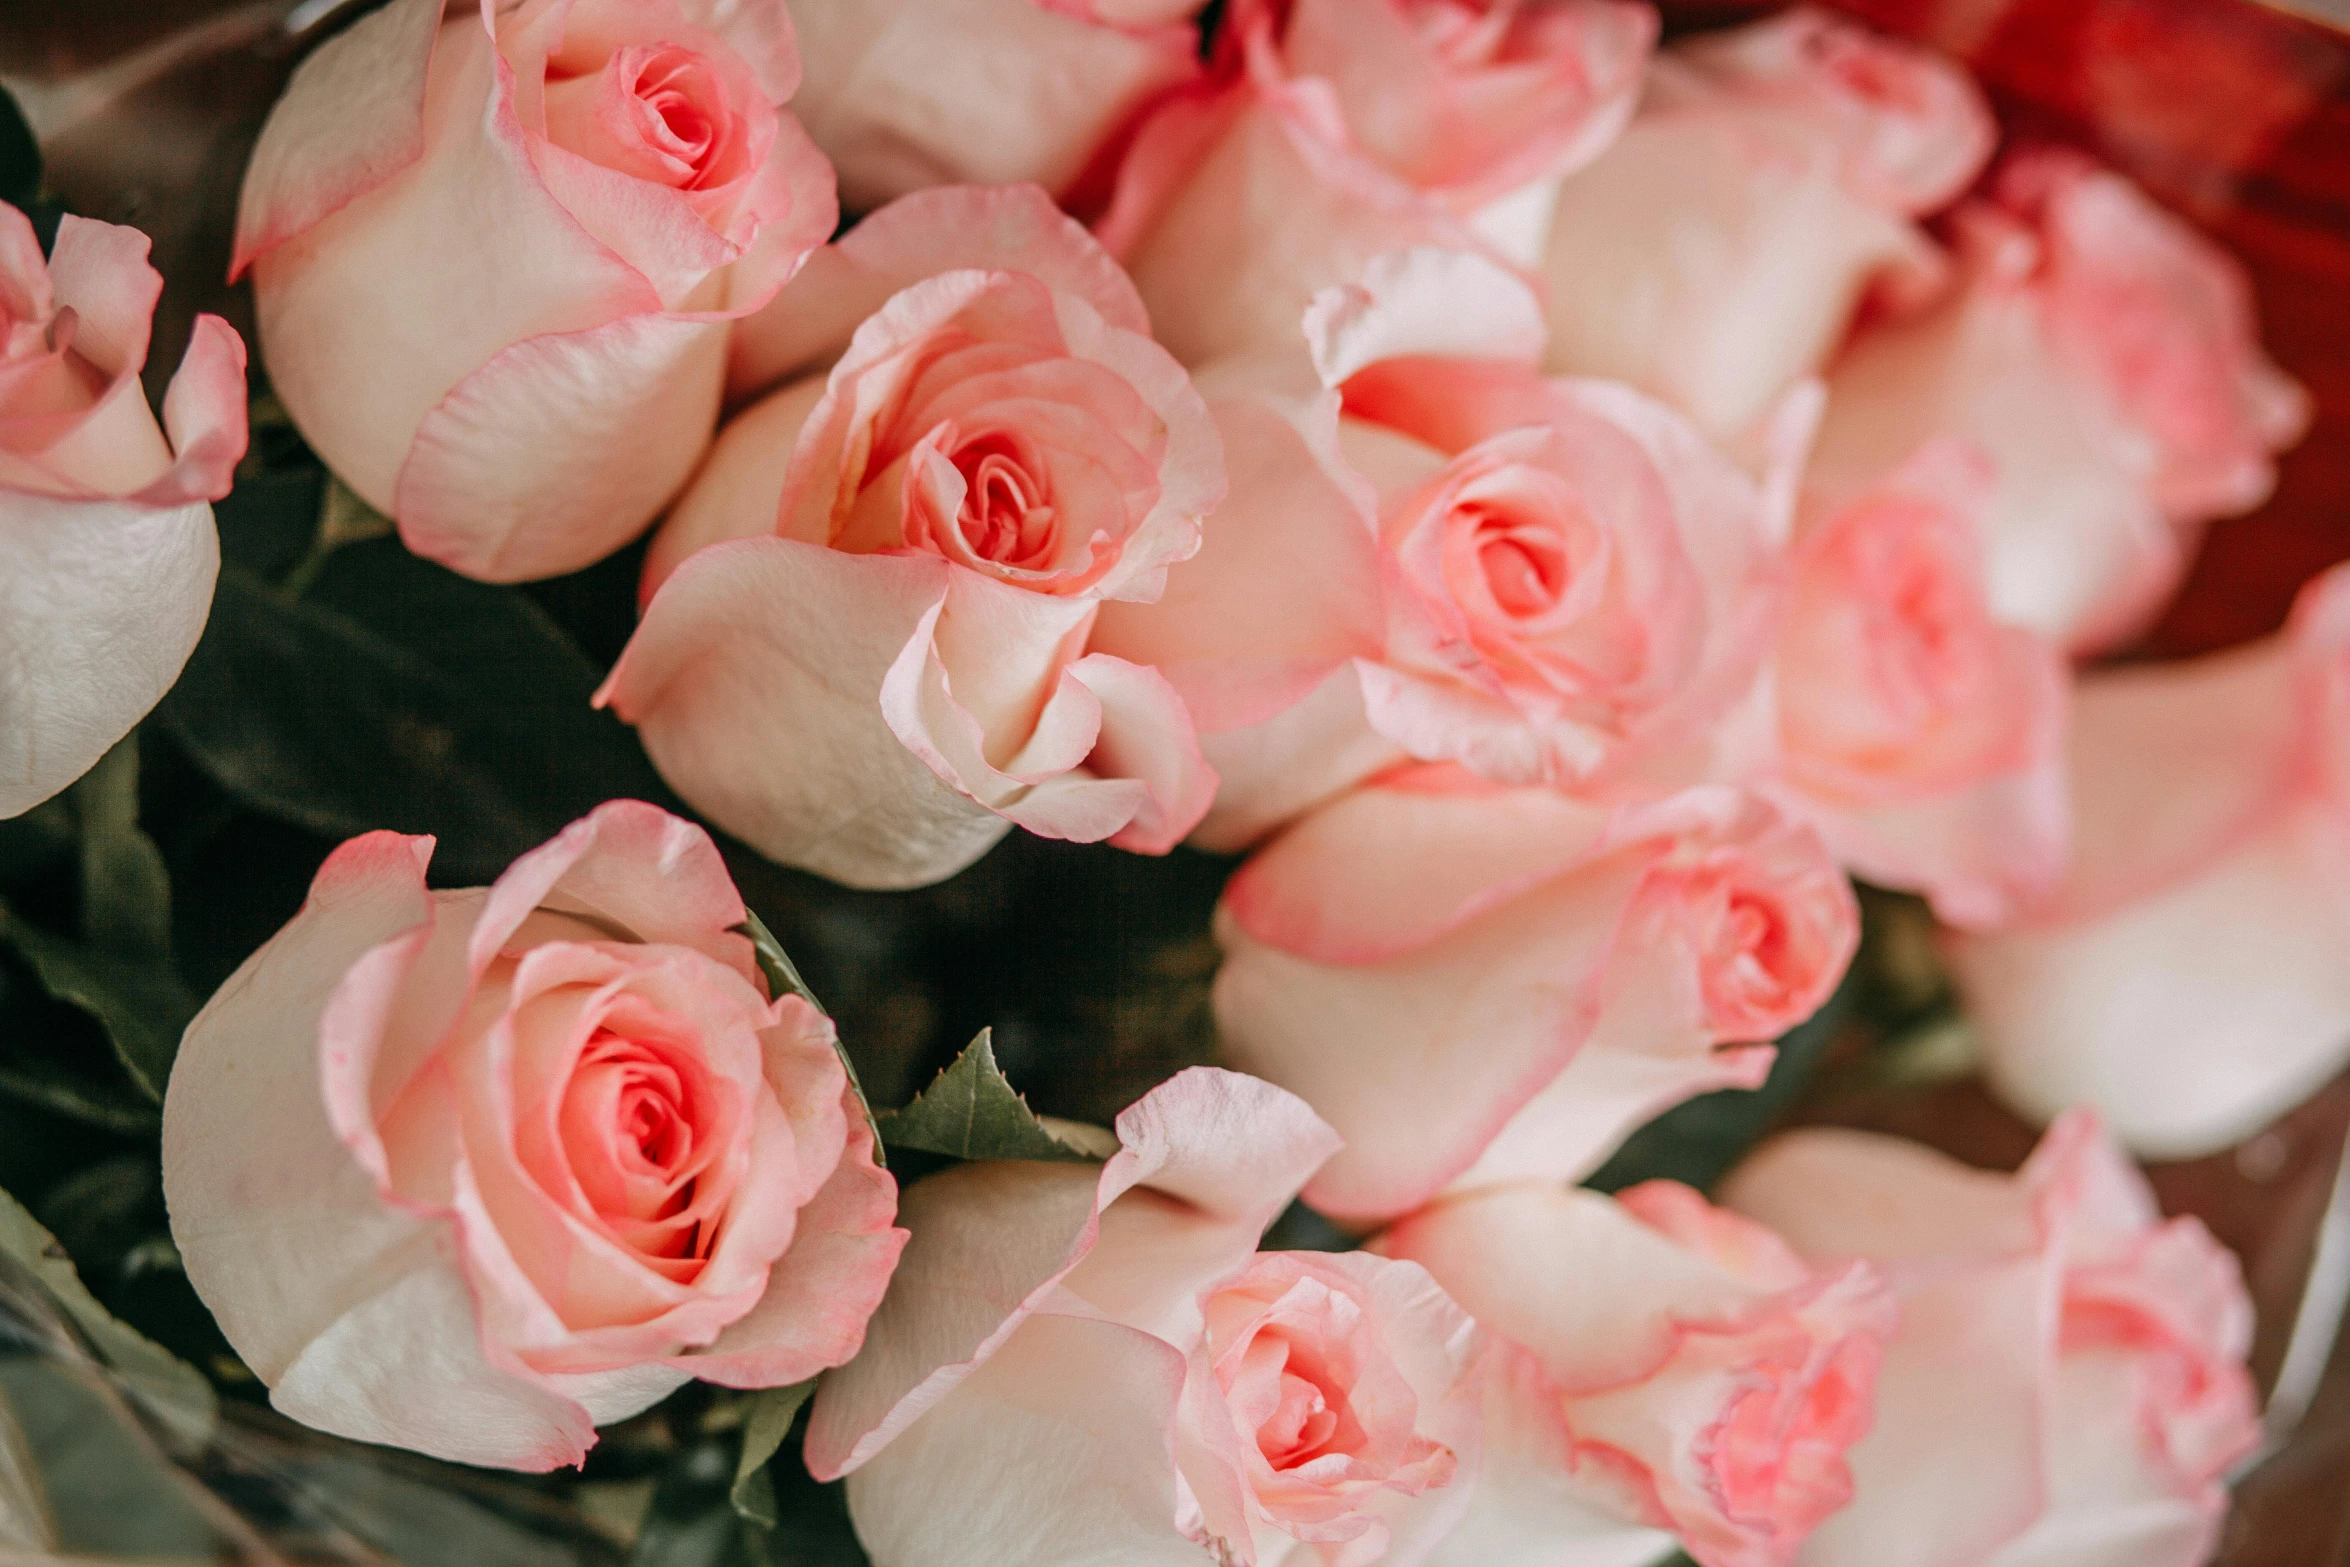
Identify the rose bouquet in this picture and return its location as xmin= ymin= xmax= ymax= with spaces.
xmin=0 ymin=1 xmax=2344 ymax=1564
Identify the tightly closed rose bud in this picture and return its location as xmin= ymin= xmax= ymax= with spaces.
xmin=0 ymin=204 xmax=246 ymax=818
xmin=1093 ymin=250 xmax=1793 ymax=850
xmin=1723 ymin=1113 xmax=2259 ymax=1567
xmin=1768 ymin=441 xmax=2070 ymax=929
xmin=1809 ymin=147 xmax=2309 ymax=652
xmin=808 ymin=1069 xmax=1484 ymax=1567
xmin=784 ymin=0 xmax=1205 ymax=214
xmin=1949 ymin=561 xmax=2350 ymax=1157
xmin=1381 ymin=1180 xmax=1896 ymax=1567
xmin=162 ymin=802 xmax=904 ymax=1470
xmin=236 ymin=0 xmax=837 ymax=583
xmin=1213 ymin=774 xmax=1858 ymax=1223
xmin=1104 ymin=0 xmax=1654 ymax=366
xmin=1539 ymin=7 xmax=1994 ymax=442
xmin=604 ymin=186 xmax=1223 ymax=889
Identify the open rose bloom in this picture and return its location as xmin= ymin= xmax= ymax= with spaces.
xmin=604 ymin=184 xmax=1223 ymax=888
xmin=1724 ymin=1113 xmax=2260 ymax=1567
xmin=1538 ymin=8 xmax=1994 ymax=442
xmin=1950 ymin=562 xmax=2350 ymax=1157
xmin=1104 ymin=0 xmax=1656 ymax=366
xmin=236 ymin=0 xmax=837 ymax=582
xmin=0 ymin=205 xmax=246 ymax=818
xmin=806 ymin=1069 xmax=1484 ymax=1567
xmin=1214 ymin=775 xmax=1857 ymax=1223
xmin=1381 ymin=1180 xmax=1897 ymax=1567
xmin=1767 ymin=439 xmax=2070 ymax=929
xmin=1093 ymin=249 xmax=1793 ymax=849
xmin=162 ymin=802 xmax=904 ymax=1470
xmin=784 ymin=0 xmax=1206 ymax=214
xmin=1809 ymin=146 xmax=2308 ymax=652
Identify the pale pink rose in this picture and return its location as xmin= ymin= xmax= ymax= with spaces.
xmin=1213 ymin=773 xmax=1858 ymax=1223
xmin=1768 ymin=440 xmax=2070 ymax=929
xmin=1723 ymin=1112 xmax=2259 ymax=1567
xmin=785 ymin=0 xmax=1204 ymax=214
xmin=162 ymin=801 xmax=905 ymax=1471
xmin=1102 ymin=0 xmax=1655 ymax=366
xmin=235 ymin=0 xmax=837 ymax=583
xmin=604 ymin=186 xmax=1223 ymax=889
xmin=806 ymin=1068 xmax=1484 ymax=1567
xmin=1381 ymin=1180 xmax=1896 ymax=1567
xmin=1810 ymin=147 xmax=2309 ymax=652
xmin=1539 ymin=7 xmax=1994 ymax=442
xmin=0 ymin=206 xmax=246 ymax=818
xmin=1947 ymin=561 xmax=2350 ymax=1157
xmin=1092 ymin=250 xmax=1791 ymax=850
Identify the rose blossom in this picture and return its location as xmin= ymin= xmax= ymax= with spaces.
xmin=784 ymin=0 xmax=1205 ymax=214
xmin=603 ymin=185 xmax=1223 ymax=889
xmin=1947 ymin=561 xmax=2350 ymax=1157
xmin=1723 ymin=1112 xmax=2259 ymax=1567
xmin=1092 ymin=249 xmax=1791 ymax=850
xmin=1809 ymin=147 xmax=2309 ymax=652
xmin=806 ymin=1069 xmax=1484 ymax=1567
xmin=1538 ymin=7 xmax=1994 ymax=442
xmin=1768 ymin=440 xmax=2070 ymax=929
xmin=0 ymin=205 xmax=246 ymax=818
xmin=1381 ymin=1180 xmax=1896 ymax=1567
xmin=235 ymin=0 xmax=837 ymax=583
xmin=162 ymin=801 xmax=904 ymax=1470
xmin=1101 ymin=0 xmax=1655 ymax=366
xmin=1213 ymin=773 xmax=1857 ymax=1223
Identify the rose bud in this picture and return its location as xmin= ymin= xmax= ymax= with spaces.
xmin=1539 ymin=7 xmax=1994 ymax=443
xmin=1092 ymin=249 xmax=1792 ymax=851
xmin=1380 ymin=1180 xmax=1897 ymax=1567
xmin=603 ymin=185 xmax=1223 ymax=889
xmin=1767 ymin=440 xmax=2070 ymax=930
xmin=1810 ymin=147 xmax=2309 ymax=652
xmin=0 ymin=205 xmax=246 ymax=818
xmin=1103 ymin=0 xmax=1655 ymax=367
xmin=1723 ymin=1112 xmax=2259 ymax=1567
xmin=235 ymin=0 xmax=838 ymax=583
xmin=1213 ymin=775 xmax=1858 ymax=1224
xmin=807 ymin=1068 xmax=1484 ymax=1567
xmin=1947 ymin=561 xmax=2350 ymax=1157
xmin=162 ymin=801 xmax=905 ymax=1470
xmin=785 ymin=0 xmax=1205 ymax=214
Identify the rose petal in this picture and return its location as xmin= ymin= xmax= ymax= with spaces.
xmin=806 ymin=1067 xmax=1336 ymax=1479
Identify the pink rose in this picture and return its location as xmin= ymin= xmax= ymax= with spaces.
xmin=1102 ymin=0 xmax=1655 ymax=366
xmin=235 ymin=0 xmax=837 ymax=583
xmin=1947 ymin=561 xmax=2350 ymax=1157
xmin=1539 ymin=8 xmax=1994 ymax=442
xmin=806 ymin=1069 xmax=1484 ymax=1567
xmin=162 ymin=801 xmax=904 ymax=1470
xmin=0 ymin=206 xmax=246 ymax=818
xmin=604 ymin=186 xmax=1223 ymax=889
xmin=785 ymin=0 xmax=1204 ymax=213
xmin=1723 ymin=1112 xmax=2259 ymax=1567
xmin=1767 ymin=440 xmax=2070 ymax=929
xmin=1381 ymin=1180 xmax=1896 ymax=1567
xmin=1213 ymin=773 xmax=1858 ymax=1223
xmin=1093 ymin=250 xmax=1791 ymax=850
xmin=1810 ymin=147 xmax=2309 ymax=651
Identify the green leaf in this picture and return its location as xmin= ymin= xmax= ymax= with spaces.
xmin=0 ymin=1185 xmax=214 ymax=1452
xmin=0 ymin=907 xmax=197 ymax=1104
xmin=729 ymin=1380 xmax=816 ymax=1528
xmin=155 ymin=555 xmax=674 ymax=886
xmin=874 ymin=1030 xmax=1099 ymax=1164
xmin=736 ymin=912 xmax=883 ymax=1169
xmin=67 ymin=738 xmax=173 ymax=963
